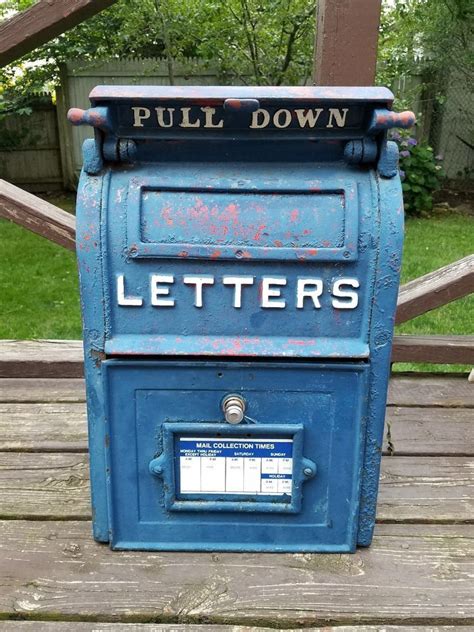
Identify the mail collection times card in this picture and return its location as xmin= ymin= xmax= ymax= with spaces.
xmin=178 ymin=437 xmax=293 ymax=496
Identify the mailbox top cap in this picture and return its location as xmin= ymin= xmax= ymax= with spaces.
xmin=89 ymin=85 xmax=394 ymax=105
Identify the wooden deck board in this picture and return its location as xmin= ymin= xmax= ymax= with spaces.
xmin=0 ymin=378 xmax=86 ymax=403
xmin=2 ymin=626 xmax=473 ymax=632
xmin=1 ymin=400 xmax=473 ymax=456
xmin=0 ymin=521 xmax=473 ymax=625
xmin=0 ymin=340 xmax=84 ymax=378
xmin=0 ymin=372 xmax=473 ymax=627
xmin=1 ymin=452 xmax=473 ymax=523
xmin=378 ymin=456 xmax=474 ymax=522
xmin=0 ymin=402 xmax=88 ymax=452
xmin=387 ymin=376 xmax=474 ymax=408
xmin=386 ymin=407 xmax=474 ymax=456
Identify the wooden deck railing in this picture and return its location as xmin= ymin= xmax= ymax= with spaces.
xmin=1 ymin=178 xmax=473 ymax=366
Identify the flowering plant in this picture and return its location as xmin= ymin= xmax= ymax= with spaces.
xmin=391 ymin=132 xmax=444 ymax=216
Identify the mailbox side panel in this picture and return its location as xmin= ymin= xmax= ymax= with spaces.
xmin=76 ymin=167 xmax=110 ymax=542
xmin=357 ymin=172 xmax=404 ymax=546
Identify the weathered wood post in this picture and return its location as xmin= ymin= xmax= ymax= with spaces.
xmin=314 ymin=0 xmax=382 ymax=86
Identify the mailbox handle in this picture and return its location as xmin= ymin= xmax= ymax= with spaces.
xmin=67 ymin=107 xmax=112 ymax=132
xmin=368 ymin=109 xmax=416 ymax=133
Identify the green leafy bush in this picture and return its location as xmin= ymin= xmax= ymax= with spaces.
xmin=392 ymin=132 xmax=444 ymax=216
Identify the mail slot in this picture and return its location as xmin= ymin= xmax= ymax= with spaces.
xmin=69 ymin=86 xmax=414 ymax=552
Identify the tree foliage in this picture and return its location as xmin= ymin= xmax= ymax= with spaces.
xmin=378 ymin=0 xmax=473 ymax=88
xmin=0 ymin=0 xmax=316 ymax=116
xmin=1 ymin=0 xmax=472 ymax=119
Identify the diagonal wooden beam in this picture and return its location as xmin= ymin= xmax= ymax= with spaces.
xmin=0 ymin=0 xmax=118 ymax=67
xmin=396 ymin=255 xmax=474 ymax=324
xmin=0 ymin=179 xmax=76 ymax=251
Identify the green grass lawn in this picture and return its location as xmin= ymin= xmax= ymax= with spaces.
xmin=0 ymin=194 xmax=80 ymax=339
xmin=395 ymin=210 xmax=473 ymax=372
xmin=0 ymin=194 xmax=472 ymax=372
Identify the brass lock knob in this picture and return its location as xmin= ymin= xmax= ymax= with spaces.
xmin=222 ymin=394 xmax=246 ymax=425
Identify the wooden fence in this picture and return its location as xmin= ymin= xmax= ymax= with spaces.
xmin=57 ymin=59 xmax=224 ymax=188
xmin=0 ymin=97 xmax=63 ymax=191
xmin=1 ymin=61 xmax=472 ymax=191
xmin=0 ymin=60 xmax=226 ymax=191
xmin=393 ymin=72 xmax=473 ymax=180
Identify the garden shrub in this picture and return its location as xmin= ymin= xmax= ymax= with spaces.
xmin=392 ymin=132 xmax=444 ymax=216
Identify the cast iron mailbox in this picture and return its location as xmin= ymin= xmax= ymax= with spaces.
xmin=68 ymin=87 xmax=414 ymax=552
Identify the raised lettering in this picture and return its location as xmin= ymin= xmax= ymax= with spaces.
xmin=295 ymin=108 xmax=323 ymax=128
xmin=150 ymin=274 xmax=175 ymax=307
xmin=273 ymin=109 xmax=292 ymax=128
xmin=155 ymin=107 xmax=175 ymax=128
xmin=131 ymin=107 xmax=151 ymax=128
xmin=261 ymin=277 xmax=286 ymax=309
xmin=201 ymin=106 xmax=224 ymax=128
xmin=327 ymin=108 xmax=349 ymax=128
xmin=184 ymin=275 xmax=215 ymax=308
xmin=223 ymin=276 xmax=254 ymax=308
xmin=117 ymin=274 xmax=143 ymax=306
xmin=250 ymin=109 xmax=271 ymax=129
xmin=331 ymin=278 xmax=359 ymax=309
xmin=180 ymin=107 xmax=201 ymax=128
xmin=296 ymin=278 xmax=323 ymax=308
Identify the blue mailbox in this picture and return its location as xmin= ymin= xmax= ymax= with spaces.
xmin=69 ymin=87 xmax=414 ymax=552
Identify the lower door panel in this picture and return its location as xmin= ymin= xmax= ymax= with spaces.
xmin=103 ymin=359 xmax=368 ymax=552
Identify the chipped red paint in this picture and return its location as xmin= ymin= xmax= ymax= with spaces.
xmin=88 ymin=110 xmax=106 ymax=126
xmin=162 ymin=207 xmax=174 ymax=226
xmin=67 ymin=107 xmax=85 ymax=124
xmin=104 ymin=336 xmax=360 ymax=359
xmin=287 ymin=339 xmax=315 ymax=346
xmin=223 ymin=98 xmax=242 ymax=110
xmin=253 ymin=224 xmax=266 ymax=241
